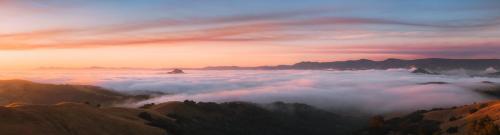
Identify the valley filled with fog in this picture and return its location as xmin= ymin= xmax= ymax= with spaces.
xmin=2 ymin=69 xmax=499 ymax=114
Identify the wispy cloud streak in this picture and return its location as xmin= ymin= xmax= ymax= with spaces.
xmin=1 ymin=6 xmax=500 ymax=53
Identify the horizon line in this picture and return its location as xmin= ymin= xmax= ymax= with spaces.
xmin=23 ymin=57 xmax=500 ymax=70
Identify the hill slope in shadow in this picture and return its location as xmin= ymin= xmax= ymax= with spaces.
xmin=141 ymin=101 xmax=364 ymax=135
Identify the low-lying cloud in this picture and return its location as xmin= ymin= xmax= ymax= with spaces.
xmin=95 ymin=70 xmax=499 ymax=114
xmin=4 ymin=69 xmax=500 ymax=114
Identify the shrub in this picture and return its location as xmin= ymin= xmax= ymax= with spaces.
xmin=138 ymin=112 xmax=153 ymax=121
xmin=369 ymin=116 xmax=385 ymax=128
xmin=139 ymin=103 xmax=155 ymax=109
xmin=183 ymin=100 xmax=196 ymax=105
xmin=447 ymin=126 xmax=458 ymax=133
xmin=467 ymin=117 xmax=500 ymax=135
xmin=431 ymin=108 xmax=444 ymax=111
xmin=469 ymin=108 xmax=479 ymax=114
xmin=479 ymin=103 xmax=488 ymax=109
xmin=449 ymin=116 xmax=457 ymax=121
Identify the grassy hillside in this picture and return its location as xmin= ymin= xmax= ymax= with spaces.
xmin=0 ymin=80 xmax=363 ymax=135
xmin=0 ymin=102 xmax=170 ymax=135
xmin=0 ymin=100 xmax=364 ymax=135
xmin=141 ymin=101 xmax=364 ymax=135
xmin=6 ymin=80 xmax=500 ymax=135
xmin=0 ymin=80 xmax=145 ymax=106
xmin=362 ymin=101 xmax=500 ymax=135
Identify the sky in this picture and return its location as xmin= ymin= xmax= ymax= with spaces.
xmin=1 ymin=0 xmax=500 ymax=69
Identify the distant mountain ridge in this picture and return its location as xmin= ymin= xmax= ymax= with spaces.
xmin=34 ymin=58 xmax=500 ymax=71
xmin=203 ymin=58 xmax=500 ymax=70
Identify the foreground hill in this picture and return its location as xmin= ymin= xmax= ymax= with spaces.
xmin=362 ymin=101 xmax=500 ymax=135
xmin=141 ymin=101 xmax=364 ymax=135
xmin=0 ymin=80 xmax=146 ymax=106
xmin=4 ymin=80 xmax=500 ymax=135
xmin=0 ymin=102 xmax=169 ymax=135
xmin=0 ymin=100 xmax=364 ymax=135
xmin=0 ymin=80 xmax=363 ymax=135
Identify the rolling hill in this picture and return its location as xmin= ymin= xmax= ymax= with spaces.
xmin=3 ymin=80 xmax=500 ymax=135
xmin=362 ymin=101 xmax=500 ymax=135
xmin=0 ymin=80 xmax=147 ymax=106
xmin=138 ymin=101 xmax=364 ymax=135
xmin=0 ymin=80 xmax=363 ymax=135
xmin=0 ymin=102 xmax=170 ymax=135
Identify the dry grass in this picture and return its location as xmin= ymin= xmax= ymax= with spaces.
xmin=0 ymin=102 xmax=168 ymax=135
xmin=422 ymin=101 xmax=500 ymax=135
xmin=0 ymin=80 xmax=132 ymax=106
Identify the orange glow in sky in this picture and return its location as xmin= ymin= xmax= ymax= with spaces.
xmin=1 ymin=1 xmax=500 ymax=69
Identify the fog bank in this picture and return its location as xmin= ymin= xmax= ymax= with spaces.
xmin=2 ymin=69 xmax=499 ymax=114
xmin=99 ymin=70 xmax=498 ymax=114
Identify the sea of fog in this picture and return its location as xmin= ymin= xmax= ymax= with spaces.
xmin=1 ymin=69 xmax=500 ymax=114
